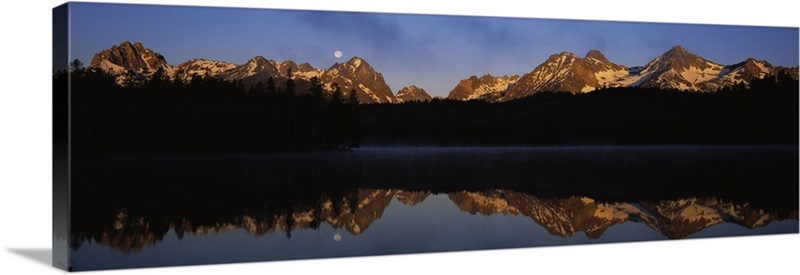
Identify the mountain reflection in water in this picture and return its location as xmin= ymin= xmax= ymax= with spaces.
xmin=75 ymin=189 xmax=798 ymax=254
xmin=68 ymin=146 xmax=798 ymax=270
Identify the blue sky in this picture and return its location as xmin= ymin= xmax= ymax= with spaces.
xmin=68 ymin=2 xmax=799 ymax=97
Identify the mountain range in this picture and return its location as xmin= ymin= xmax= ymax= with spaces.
xmin=88 ymin=42 xmax=797 ymax=104
xmin=89 ymin=41 xmax=401 ymax=103
xmin=459 ymin=46 xmax=797 ymax=101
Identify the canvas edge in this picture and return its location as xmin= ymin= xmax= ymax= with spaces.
xmin=52 ymin=2 xmax=71 ymax=272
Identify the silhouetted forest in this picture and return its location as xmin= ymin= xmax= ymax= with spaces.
xmin=56 ymin=66 xmax=361 ymax=155
xmin=56 ymin=66 xmax=797 ymax=155
xmin=362 ymin=72 xmax=798 ymax=146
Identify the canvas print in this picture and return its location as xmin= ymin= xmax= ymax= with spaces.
xmin=53 ymin=2 xmax=799 ymax=272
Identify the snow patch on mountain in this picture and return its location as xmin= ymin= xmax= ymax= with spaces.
xmin=296 ymin=69 xmax=324 ymax=80
xmin=95 ymin=59 xmax=127 ymax=75
xmin=594 ymin=68 xmax=630 ymax=87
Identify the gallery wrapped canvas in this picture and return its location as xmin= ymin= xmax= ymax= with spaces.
xmin=53 ymin=1 xmax=798 ymax=272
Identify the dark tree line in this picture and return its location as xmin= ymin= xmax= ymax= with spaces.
xmin=57 ymin=64 xmax=361 ymax=155
xmin=360 ymin=75 xmax=798 ymax=146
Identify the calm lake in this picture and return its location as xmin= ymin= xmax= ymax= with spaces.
xmin=68 ymin=146 xmax=799 ymax=271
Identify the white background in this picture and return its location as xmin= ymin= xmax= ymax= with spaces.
xmin=0 ymin=0 xmax=797 ymax=274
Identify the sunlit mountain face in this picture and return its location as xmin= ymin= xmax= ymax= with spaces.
xmin=89 ymin=41 xmax=798 ymax=103
xmin=89 ymin=41 xmax=397 ymax=103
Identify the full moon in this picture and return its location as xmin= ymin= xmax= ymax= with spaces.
xmin=333 ymin=50 xmax=343 ymax=58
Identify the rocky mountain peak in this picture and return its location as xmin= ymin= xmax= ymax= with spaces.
xmin=328 ymin=56 xmax=372 ymax=76
xmin=698 ymin=58 xmax=774 ymax=90
xmin=89 ymin=41 xmax=170 ymax=74
xmin=654 ymin=45 xmax=717 ymax=71
xmin=396 ymin=85 xmax=432 ymax=102
xmin=738 ymin=58 xmax=773 ymax=74
xmin=501 ymin=49 xmax=631 ymax=99
xmin=668 ymin=45 xmax=688 ymax=54
xmin=248 ymin=56 xmax=275 ymax=70
xmin=242 ymin=56 xmax=273 ymax=72
xmin=248 ymin=56 xmax=269 ymax=64
xmin=131 ymin=41 xmax=146 ymax=50
xmin=271 ymin=60 xmax=299 ymax=77
xmin=297 ymin=62 xmax=316 ymax=72
xmin=741 ymin=58 xmax=770 ymax=69
xmin=584 ymin=49 xmax=608 ymax=61
xmin=548 ymin=52 xmax=579 ymax=62
xmin=583 ymin=49 xmax=626 ymax=72
xmin=218 ymin=55 xmax=279 ymax=81
xmin=661 ymin=45 xmax=690 ymax=61
xmin=447 ymin=73 xmax=519 ymax=101
xmin=321 ymin=56 xmax=395 ymax=103
xmin=625 ymin=46 xmax=727 ymax=91
xmin=174 ymin=58 xmax=236 ymax=81
xmin=343 ymin=56 xmax=369 ymax=72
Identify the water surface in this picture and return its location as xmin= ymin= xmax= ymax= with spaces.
xmin=68 ymin=146 xmax=799 ymax=271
